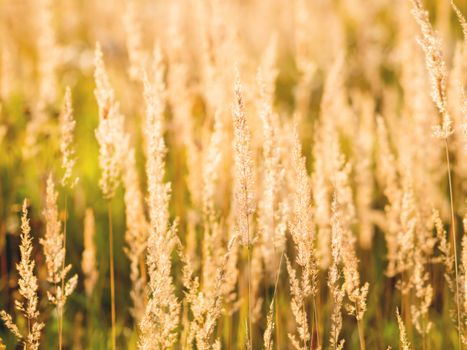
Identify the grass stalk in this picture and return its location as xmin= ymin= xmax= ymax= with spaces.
xmin=356 ymin=317 xmax=366 ymax=350
xmin=312 ymin=296 xmax=320 ymax=349
xmin=246 ymin=242 xmax=252 ymax=349
xmin=444 ymin=139 xmax=462 ymax=350
xmin=272 ymin=251 xmax=284 ymax=348
xmin=58 ymin=193 xmax=68 ymax=350
xmin=108 ymin=201 xmax=116 ymax=350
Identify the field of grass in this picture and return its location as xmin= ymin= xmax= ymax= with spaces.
xmin=0 ymin=0 xmax=466 ymax=349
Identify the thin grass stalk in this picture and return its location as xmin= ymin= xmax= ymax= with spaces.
xmin=310 ymin=305 xmax=315 ymax=349
xmin=400 ymin=272 xmax=410 ymax=338
xmin=57 ymin=305 xmax=62 ymax=350
xmin=275 ymin=285 xmax=281 ymax=349
xmin=228 ymin=310 xmax=232 ymax=350
xmin=240 ymin=141 xmax=253 ymax=350
xmin=108 ymin=202 xmax=116 ymax=350
xmin=28 ymin=317 xmax=31 ymax=344
xmin=58 ymin=193 xmax=67 ymax=350
xmin=444 ymin=139 xmax=462 ymax=350
xmin=312 ymin=296 xmax=320 ymax=349
xmin=271 ymin=250 xmax=284 ymax=348
xmin=307 ymin=283 xmax=321 ymax=349
xmin=272 ymin=251 xmax=284 ymax=303
xmin=86 ymin=290 xmax=92 ymax=350
xmin=422 ymin=315 xmax=427 ymax=350
xmin=246 ymin=234 xmax=252 ymax=349
xmin=356 ymin=306 xmax=366 ymax=350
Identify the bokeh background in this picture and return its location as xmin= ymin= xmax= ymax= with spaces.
xmin=0 ymin=0 xmax=466 ymax=349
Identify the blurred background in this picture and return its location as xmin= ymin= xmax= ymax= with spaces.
xmin=0 ymin=0 xmax=466 ymax=349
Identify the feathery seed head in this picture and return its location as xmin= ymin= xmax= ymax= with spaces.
xmin=60 ymin=86 xmax=78 ymax=188
xmin=94 ymin=42 xmax=128 ymax=199
xmin=410 ymin=0 xmax=453 ymax=139
xmin=232 ymin=68 xmax=256 ymax=246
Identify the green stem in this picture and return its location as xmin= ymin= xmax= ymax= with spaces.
xmin=444 ymin=139 xmax=462 ymax=350
xmin=59 ymin=193 xmax=68 ymax=350
xmin=108 ymin=202 xmax=116 ymax=350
